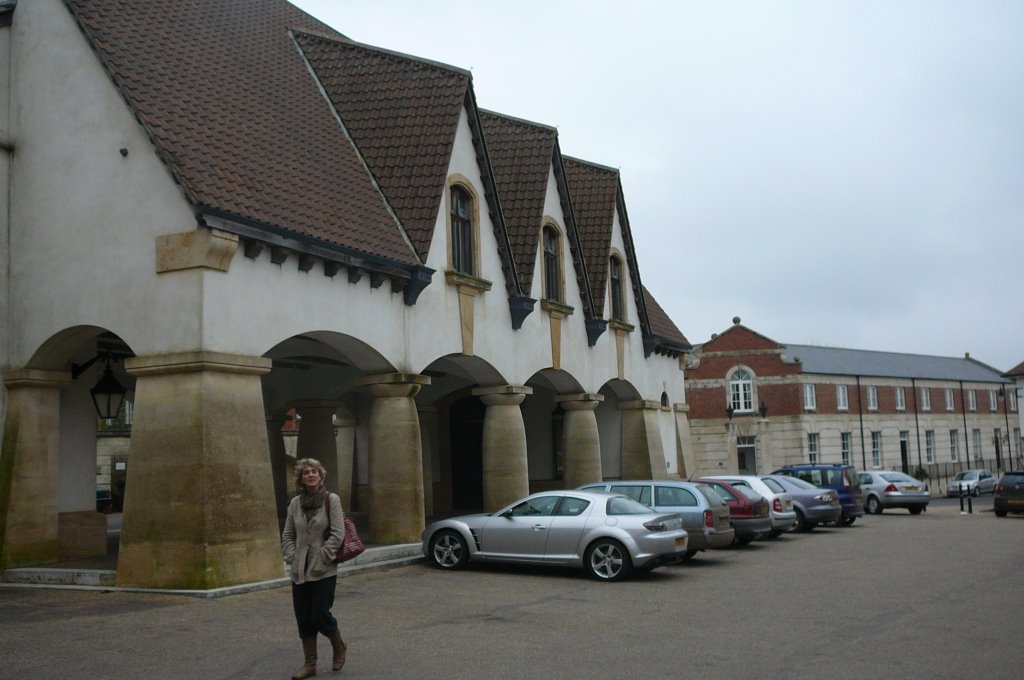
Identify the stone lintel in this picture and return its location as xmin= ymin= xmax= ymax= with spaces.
xmin=156 ymin=228 xmax=238 ymax=273
xmin=540 ymin=299 xmax=574 ymax=319
xmin=125 ymin=352 xmax=272 ymax=377
xmin=673 ymin=403 xmax=691 ymax=413
xmin=472 ymin=385 xmax=533 ymax=398
xmin=2 ymin=369 xmax=71 ymax=388
xmin=620 ymin=399 xmax=663 ymax=411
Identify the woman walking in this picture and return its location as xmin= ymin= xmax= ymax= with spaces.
xmin=281 ymin=458 xmax=347 ymax=677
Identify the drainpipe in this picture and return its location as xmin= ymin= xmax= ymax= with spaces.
xmin=1002 ymin=385 xmax=1013 ymax=470
xmin=856 ymin=376 xmax=867 ymax=470
xmin=959 ymin=381 xmax=971 ymax=462
xmin=911 ymin=378 xmax=923 ymax=471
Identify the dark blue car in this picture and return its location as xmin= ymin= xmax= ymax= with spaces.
xmin=772 ymin=464 xmax=864 ymax=526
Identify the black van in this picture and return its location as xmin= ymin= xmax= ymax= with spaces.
xmin=772 ymin=464 xmax=864 ymax=525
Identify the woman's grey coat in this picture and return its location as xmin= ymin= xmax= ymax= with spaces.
xmin=281 ymin=492 xmax=345 ymax=584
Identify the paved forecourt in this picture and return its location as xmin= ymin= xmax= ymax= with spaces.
xmin=0 ymin=502 xmax=1021 ymax=679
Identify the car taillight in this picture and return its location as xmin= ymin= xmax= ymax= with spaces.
xmin=644 ymin=517 xmax=680 ymax=532
xmin=884 ymin=484 xmax=898 ymax=492
xmin=773 ymin=498 xmax=782 ymax=512
xmin=996 ymin=484 xmax=1004 ymax=493
xmin=924 ymin=483 xmax=929 ymax=492
xmin=704 ymin=509 xmax=713 ymax=528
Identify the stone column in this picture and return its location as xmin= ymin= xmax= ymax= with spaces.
xmin=265 ymin=413 xmax=291 ymax=525
xmin=757 ymin=417 xmax=771 ymax=475
xmin=334 ymin=411 xmax=357 ymax=510
xmin=116 ymin=352 xmax=281 ymax=589
xmin=473 ymin=385 xmax=532 ymax=511
xmin=555 ymin=393 xmax=604 ymax=488
xmin=357 ymin=373 xmax=430 ymax=544
xmin=621 ymin=400 xmax=669 ymax=480
xmin=294 ymin=400 xmax=340 ymax=494
xmin=0 ymin=370 xmax=70 ymax=568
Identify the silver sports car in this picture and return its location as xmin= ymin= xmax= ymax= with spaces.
xmin=419 ymin=491 xmax=692 ymax=581
xmin=421 ymin=490 xmax=689 ymax=581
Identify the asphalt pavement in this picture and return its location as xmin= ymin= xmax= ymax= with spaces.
xmin=1 ymin=499 xmax=1021 ymax=679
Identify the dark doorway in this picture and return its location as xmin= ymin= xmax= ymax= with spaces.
xmin=900 ymin=433 xmax=910 ymax=474
xmin=450 ymin=396 xmax=485 ymax=512
xmin=738 ymin=437 xmax=756 ymax=474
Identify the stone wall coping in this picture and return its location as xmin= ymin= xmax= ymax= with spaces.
xmin=553 ymin=392 xmax=604 ymax=404
xmin=355 ymin=372 xmax=431 ymax=387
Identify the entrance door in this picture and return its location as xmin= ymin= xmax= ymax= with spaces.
xmin=737 ymin=437 xmax=756 ymax=474
xmin=900 ymin=432 xmax=910 ymax=474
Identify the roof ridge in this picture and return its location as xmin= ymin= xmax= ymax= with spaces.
xmin=291 ymin=27 xmax=473 ymax=79
xmin=478 ymin=108 xmax=559 ymax=134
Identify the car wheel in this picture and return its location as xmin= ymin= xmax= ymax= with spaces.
xmin=908 ymin=507 xmax=924 ymax=515
xmin=841 ymin=516 xmax=857 ymax=526
xmin=733 ymin=535 xmax=754 ymax=546
xmin=995 ymin=509 xmax=1007 ymax=517
xmin=428 ymin=529 xmax=469 ymax=570
xmin=584 ymin=538 xmax=632 ymax=581
xmin=866 ymin=496 xmax=882 ymax=515
xmin=972 ymin=486 xmax=980 ymax=497
xmin=794 ymin=509 xmax=808 ymax=532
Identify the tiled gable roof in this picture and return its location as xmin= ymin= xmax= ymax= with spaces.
xmin=63 ymin=0 xmax=417 ymax=265
xmin=562 ymin=157 xmax=618 ymax=316
xmin=293 ymin=31 xmax=471 ymax=261
xmin=478 ymin=111 xmax=555 ymax=293
xmin=1005 ymin=361 xmax=1024 ymax=377
xmin=785 ymin=344 xmax=1010 ymax=383
xmin=642 ymin=286 xmax=691 ymax=352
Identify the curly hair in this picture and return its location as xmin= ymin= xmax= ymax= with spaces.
xmin=294 ymin=457 xmax=327 ymax=492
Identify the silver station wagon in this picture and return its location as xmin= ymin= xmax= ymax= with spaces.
xmin=578 ymin=480 xmax=735 ymax=558
xmin=422 ymin=490 xmax=689 ymax=581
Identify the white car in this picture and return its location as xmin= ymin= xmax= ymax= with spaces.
xmin=946 ymin=469 xmax=997 ymax=497
xmin=703 ymin=475 xmax=797 ymax=536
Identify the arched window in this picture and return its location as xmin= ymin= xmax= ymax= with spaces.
xmin=729 ymin=369 xmax=754 ymax=413
xmin=450 ymin=185 xmax=474 ymax=275
xmin=543 ymin=226 xmax=561 ymax=302
xmin=609 ymin=255 xmax=624 ymax=321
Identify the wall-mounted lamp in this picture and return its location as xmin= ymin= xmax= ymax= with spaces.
xmin=726 ymin=404 xmax=735 ymax=420
xmin=759 ymin=401 xmax=768 ymax=418
xmin=72 ymin=353 xmax=127 ymax=420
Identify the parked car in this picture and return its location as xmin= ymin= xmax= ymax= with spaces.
xmin=993 ymin=470 xmax=1024 ymax=517
xmin=772 ymin=464 xmax=864 ymax=525
xmin=693 ymin=478 xmax=771 ymax=545
xmin=421 ymin=490 xmax=689 ymax=581
xmin=761 ymin=474 xmax=841 ymax=531
xmin=704 ymin=475 xmax=797 ymax=537
xmin=578 ymin=480 xmax=735 ymax=558
xmin=858 ymin=471 xmax=930 ymax=514
xmin=946 ymin=469 xmax=997 ymax=497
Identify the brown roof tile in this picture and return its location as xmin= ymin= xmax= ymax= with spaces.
xmin=562 ymin=157 xmax=618 ymax=316
xmin=642 ymin=286 xmax=691 ymax=350
xmin=293 ymin=32 xmax=472 ymax=261
xmin=63 ymin=0 xmax=417 ymax=265
xmin=478 ymin=111 xmax=556 ymax=293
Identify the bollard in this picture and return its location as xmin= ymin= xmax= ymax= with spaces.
xmin=959 ymin=487 xmax=966 ymax=514
xmin=968 ymin=495 xmax=973 ymax=514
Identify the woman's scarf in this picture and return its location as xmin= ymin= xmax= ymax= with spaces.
xmin=299 ymin=485 xmax=327 ymax=519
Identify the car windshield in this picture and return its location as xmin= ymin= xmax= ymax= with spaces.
xmin=1000 ymin=473 xmax=1024 ymax=484
xmin=780 ymin=476 xmax=818 ymax=491
xmin=954 ymin=471 xmax=977 ymax=481
xmin=606 ymin=496 xmax=654 ymax=515
xmin=695 ymin=484 xmax=727 ymax=506
xmin=761 ymin=477 xmax=785 ymax=493
xmin=736 ymin=486 xmax=764 ymax=502
xmin=881 ymin=473 xmax=918 ymax=484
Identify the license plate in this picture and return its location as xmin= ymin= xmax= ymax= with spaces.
xmin=785 ymin=500 xmax=793 ymax=510
xmin=675 ymin=537 xmax=687 ymax=547
xmin=905 ymin=486 xmax=919 ymax=491
xmin=1008 ymin=499 xmax=1024 ymax=505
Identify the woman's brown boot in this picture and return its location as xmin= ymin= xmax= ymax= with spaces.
xmin=328 ymin=630 xmax=347 ymax=672
xmin=291 ymin=637 xmax=318 ymax=679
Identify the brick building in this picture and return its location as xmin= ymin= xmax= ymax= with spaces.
xmin=685 ymin=320 xmax=1020 ymax=490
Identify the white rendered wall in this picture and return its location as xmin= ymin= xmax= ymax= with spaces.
xmin=9 ymin=0 xmax=203 ymax=366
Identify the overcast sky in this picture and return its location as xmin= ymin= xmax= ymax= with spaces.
xmin=292 ymin=0 xmax=1024 ymax=372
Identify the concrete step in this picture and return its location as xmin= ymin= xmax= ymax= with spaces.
xmin=1 ymin=543 xmax=424 ymax=597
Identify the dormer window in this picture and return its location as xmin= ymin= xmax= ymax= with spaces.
xmin=609 ymin=255 xmax=625 ymax=321
xmin=450 ymin=185 xmax=474 ymax=275
xmin=543 ymin=225 xmax=562 ymax=302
